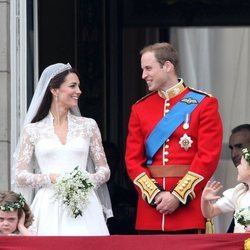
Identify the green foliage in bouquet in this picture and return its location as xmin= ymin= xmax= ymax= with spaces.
xmin=234 ymin=207 xmax=250 ymax=227
xmin=54 ymin=166 xmax=93 ymax=218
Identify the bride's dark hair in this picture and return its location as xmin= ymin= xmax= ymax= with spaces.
xmin=31 ymin=68 xmax=80 ymax=123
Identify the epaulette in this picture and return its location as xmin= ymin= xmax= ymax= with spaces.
xmin=136 ymin=91 xmax=157 ymax=104
xmin=189 ymin=87 xmax=212 ymax=97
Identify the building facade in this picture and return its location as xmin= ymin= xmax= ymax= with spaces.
xmin=0 ymin=0 xmax=10 ymax=190
xmin=0 ymin=0 xmax=123 ymax=190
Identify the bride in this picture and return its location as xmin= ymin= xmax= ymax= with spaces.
xmin=13 ymin=63 xmax=113 ymax=235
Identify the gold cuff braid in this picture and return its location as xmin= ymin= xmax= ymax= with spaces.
xmin=172 ymin=171 xmax=204 ymax=204
xmin=133 ymin=172 xmax=161 ymax=204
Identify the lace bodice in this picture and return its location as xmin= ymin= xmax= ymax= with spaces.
xmin=15 ymin=112 xmax=110 ymax=189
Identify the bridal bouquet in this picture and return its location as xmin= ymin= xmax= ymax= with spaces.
xmin=234 ymin=207 xmax=250 ymax=230
xmin=54 ymin=166 xmax=94 ymax=218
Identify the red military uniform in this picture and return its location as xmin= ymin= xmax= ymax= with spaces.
xmin=125 ymin=79 xmax=223 ymax=231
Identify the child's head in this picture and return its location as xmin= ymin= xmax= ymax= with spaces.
xmin=0 ymin=191 xmax=33 ymax=234
xmin=237 ymin=148 xmax=250 ymax=184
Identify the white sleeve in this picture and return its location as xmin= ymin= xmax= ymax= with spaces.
xmin=215 ymin=187 xmax=235 ymax=213
xmin=87 ymin=120 xmax=110 ymax=188
xmin=15 ymin=125 xmax=51 ymax=188
xmin=215 ymin=183 xmax=247 ymax=213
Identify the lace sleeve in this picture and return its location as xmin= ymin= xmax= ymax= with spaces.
xmin=88 ymin=120 xmax=110 ymax=188
xmin=15 ymin=125 xmax=51 ymax=188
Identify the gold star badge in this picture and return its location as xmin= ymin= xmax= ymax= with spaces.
xmin=179 ymin=133 xmax=193 ymax=151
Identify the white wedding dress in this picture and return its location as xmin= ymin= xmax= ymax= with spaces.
xmin=15 ymin=112 xmax=111 ymax=236
xmin=216 ymin=183 xmax=250 ymax=233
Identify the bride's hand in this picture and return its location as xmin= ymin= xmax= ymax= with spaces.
xmin=49 ymin=173 xmax=60 ymax=184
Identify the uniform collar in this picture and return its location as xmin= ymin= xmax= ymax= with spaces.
xmin=158 ymin=78 xmax=186 ymax=100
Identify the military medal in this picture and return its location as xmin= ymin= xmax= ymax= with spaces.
xmin=179 ymin=133 xmax=193 ymax=151
xmin=183 ymin=113 xmax=190 ymax=130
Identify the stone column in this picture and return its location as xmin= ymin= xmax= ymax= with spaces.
xmin=0 ymin=0 xmax=10 ymax=190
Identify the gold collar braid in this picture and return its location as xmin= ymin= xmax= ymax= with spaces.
xmin=158 ymin=78 xmax=186 ymax=100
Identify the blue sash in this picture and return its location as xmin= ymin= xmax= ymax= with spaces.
xmin=145 ymin=91 xmax=205 ymax=165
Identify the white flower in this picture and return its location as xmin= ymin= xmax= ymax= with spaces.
xmin=54 ymin=166 xmax=93 ymax=218
xmin=234 ymin=207 xmax=250 ymax=227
